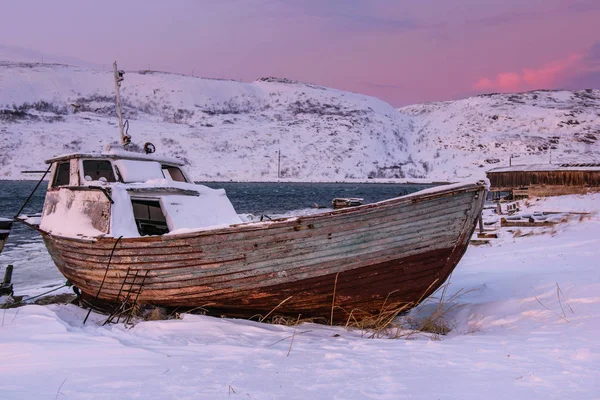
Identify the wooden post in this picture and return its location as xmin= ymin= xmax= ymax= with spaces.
xmin=478 ymin=213 xmax=484 ymax=234
xmin=0 ymin=264 xmax=13 ymax=296
xmin=3 ymin=265 xmax=13 ymax=284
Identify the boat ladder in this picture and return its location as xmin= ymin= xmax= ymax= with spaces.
xmin=104 ymin=268 xmax=149 ymax=326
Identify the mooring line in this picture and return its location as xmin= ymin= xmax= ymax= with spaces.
xmin=83 ymin=236 xmax=123 ymax=324
xmin=1 ymin=281 xmax=70 ymax=308
xmin=13 ymin=165 xmax=52 ymax=220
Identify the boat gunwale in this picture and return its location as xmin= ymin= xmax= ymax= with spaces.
xmin=38 ymin=181 xmax=486 ymax=244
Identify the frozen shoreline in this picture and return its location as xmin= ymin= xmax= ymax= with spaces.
xmin=0 ymin=193 xmax=599 ymax=399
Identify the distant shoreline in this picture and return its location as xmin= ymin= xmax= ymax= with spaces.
xmin=0 ymin=178 xmax=452 ymax=185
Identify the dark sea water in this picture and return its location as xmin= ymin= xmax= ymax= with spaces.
xmin=0 ymin=180 xmax=47 ymax=246
xmin=1 ymin=180 xmax=436 ymax=243
xmin=0 ymin=180 xmax=437 ymax=293
xmin=205 ymin=181 xmax=437 ymax=215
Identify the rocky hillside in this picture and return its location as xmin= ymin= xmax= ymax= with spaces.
xmin=0 ymin=62 xmax=418 ymax=180
xmin=1 ymin=61 xmax=598 ymax=181
xmin=400 ymin=90 xmax=600 ymax=180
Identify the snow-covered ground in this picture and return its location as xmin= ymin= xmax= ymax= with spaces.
xmin=1 ymin=193 xmax=599 ymax=399
xmin=1 ymin=62 xmax=598 ymax=182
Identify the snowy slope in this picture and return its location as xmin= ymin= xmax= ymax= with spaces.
xmin=400 ymin=90 xmax=600 ymax=180
xmin=0 ymin=62 xmax=417 ymax=180
xmin=1 ymin=62 xmax=599 ymax=181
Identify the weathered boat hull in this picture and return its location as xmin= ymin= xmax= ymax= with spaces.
xmin=41 ymin=182 xmax=486 ymax=321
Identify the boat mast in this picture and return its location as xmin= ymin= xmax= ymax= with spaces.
xmin=113 ymin=61 xmax=131 ymax=146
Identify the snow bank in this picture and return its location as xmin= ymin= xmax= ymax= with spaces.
xmin=526 ymin=193 xmax=600 ymax=214
xmin=1 ymin=193 xmax=600 ymax=398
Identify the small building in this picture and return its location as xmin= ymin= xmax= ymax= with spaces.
xmin=486 ymin=163 xmax=600 ymax=198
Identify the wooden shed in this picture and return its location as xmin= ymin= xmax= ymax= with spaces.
xmin=486 ymin=163 xmax=600 ymax=197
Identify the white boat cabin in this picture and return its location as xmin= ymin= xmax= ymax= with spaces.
xmin=40 ymin=151 xmax=242 ymax=238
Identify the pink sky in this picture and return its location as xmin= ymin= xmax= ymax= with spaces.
xmin=1 ymin=0 xmax=599 ymax=106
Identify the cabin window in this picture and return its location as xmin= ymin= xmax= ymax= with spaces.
xmin=162 ymin=165 xmax=188 ymax=182
xmin=131 ymin=199 xmax=169 ymax=236
xmin=52 ymin=162 xmax=71 ymax=187
xmin=83 ymin=160 xmax=116 ymax=182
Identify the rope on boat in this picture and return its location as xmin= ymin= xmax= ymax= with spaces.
xmin=83 ymin=236 xmax=123 ymax=324
xmin=1 ymin=280 xmax=71 ymax=308
xmin=14 ymin=165 xmax=52 ymax=219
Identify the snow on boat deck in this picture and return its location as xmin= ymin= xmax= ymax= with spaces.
xmin=1 ymin=194 xmax=599 ymax=399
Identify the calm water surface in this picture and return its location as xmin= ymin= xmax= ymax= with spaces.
xmin=0 ymin=180 xmax=437 ymax=293
xmin=0 ymin=180 xmax=436 ymax=242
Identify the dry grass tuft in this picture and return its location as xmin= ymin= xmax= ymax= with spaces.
xmin=401 ymin=284 xmax=472 ymax=340
xmin=145 ymin=306 xmax=168 ymax=321
xmin=578 ymin=213 xmax=594 ymax=223
xmin=269 ymin=314 xmax=326 ymax=326
xmin=512 ymin=229 xmax=523 ymax=238
xmin=343 ymin=300 xmax=414 ymax=339
xmin=338 ymin=279 xmax=473 ymax=340
xmin=533 ymin=282 xmax=575 ymax=323
xmin=256 ymin=296 xmax=294 ymax=323
xmin=248 ymin=276 xmax=475 ymax=341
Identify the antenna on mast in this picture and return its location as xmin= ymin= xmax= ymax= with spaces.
xmin=113 ymin=61 xmax=131 ymax=147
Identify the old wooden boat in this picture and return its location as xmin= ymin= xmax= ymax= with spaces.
xmin=16 ymin=62 xmax=486 ymax=322
xmin=19 ymin=151 xmax=485 ymax=321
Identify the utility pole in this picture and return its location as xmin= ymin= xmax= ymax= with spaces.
xmin=277 ymin=148 xmax=281 ymax=179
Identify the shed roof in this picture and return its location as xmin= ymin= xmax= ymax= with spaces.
xmin=487 ymin=163 xmax=600 ymax=173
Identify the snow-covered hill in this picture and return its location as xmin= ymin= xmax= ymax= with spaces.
xmin=400 ymin=90 xmax=600 ymax=180
xmin=0 ymin=62 xmax=417 ymax=180
xmin=1 ymin=62 xmax=599 ymax=181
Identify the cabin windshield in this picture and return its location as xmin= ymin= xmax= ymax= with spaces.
xmin=52 ymin=162 xmax=71 ymax=187
xmin=131 ymin=199 xmax=169 ymax=236
xmin=162 ymin=165 xmax=188 ymax=182
xmin=83 ymin=160 xmax=116 ymax=182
